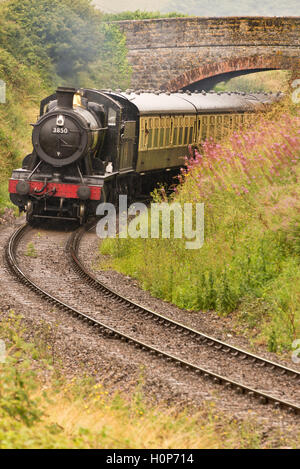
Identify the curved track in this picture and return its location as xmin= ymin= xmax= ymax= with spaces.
xmin=71 ymin=226 xmax=300 ymax=380
xmin=6 ymin=223 xmax=300 ymax=415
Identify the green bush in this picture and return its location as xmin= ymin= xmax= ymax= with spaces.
xmin=103 ymin=10 xmax=186 ymax=21
xmin=2 ymin=0 xmax=131 ymax=88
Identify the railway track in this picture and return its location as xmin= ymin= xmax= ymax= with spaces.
xmin=6 ymin=223 xmax=300 ymax=415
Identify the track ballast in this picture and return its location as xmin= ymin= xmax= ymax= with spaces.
xmin=6 ymin=223 xmax=300 ymax=416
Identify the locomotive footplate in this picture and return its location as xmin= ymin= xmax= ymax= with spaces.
xmin=9 ymin=178 xmax=102 ymax=201
xmin=8 ymin=169 xmax=106 ymax=223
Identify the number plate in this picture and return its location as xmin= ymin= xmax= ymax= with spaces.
xmin=52 ymin=127 xmax=69 ymax=134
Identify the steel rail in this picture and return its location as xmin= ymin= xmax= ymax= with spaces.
xmin=5 ymin=223 xmax=300 ymax=415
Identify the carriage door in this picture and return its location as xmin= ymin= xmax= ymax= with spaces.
xmin=119 ymin=121 xmax=136 ymax=171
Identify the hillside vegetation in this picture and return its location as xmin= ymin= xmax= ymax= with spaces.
xmin=0 ymin=0 xmax=131 ymax=212
xmin=101 ymin=100 xmax=300 ymax=353
xmin=1 ymin=311 xmax=298 ymax=449
xmin=102 ymin=10 xmax=186 ymax=21
xmin=214 ymin=71 xmax=291 ymax=94
xmin=1 ymin=0 xmax=131 ymax=88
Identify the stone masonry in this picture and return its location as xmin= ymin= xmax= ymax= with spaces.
xmin=117 ymin=17 xmax=300 ymax=90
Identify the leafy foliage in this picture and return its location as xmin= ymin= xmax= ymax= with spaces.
xmin=103 ymin=9 xmax=186 ymax=21
xmin=214 ymin=71 xmax=291 ymax=94
xmin=2 ymin=0 xmax=131 ymax=88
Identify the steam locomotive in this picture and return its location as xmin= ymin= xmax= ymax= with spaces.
xmin=9 ymin=86 xmax=281 ymax=223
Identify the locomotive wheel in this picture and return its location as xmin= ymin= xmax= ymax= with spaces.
xmin=25 ymin=201 xmax=34 ymax=224
xmin=78 ymin=202 xmax=86 ymax=225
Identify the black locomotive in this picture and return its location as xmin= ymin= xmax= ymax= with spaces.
xmin=9 ymin=86 xmax=281 ymax=223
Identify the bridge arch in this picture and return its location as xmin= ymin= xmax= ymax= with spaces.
xmin=118 ymin=17 xmax=300 ymax=91
xmin=163 ymin=55 xmax=300 ymax=91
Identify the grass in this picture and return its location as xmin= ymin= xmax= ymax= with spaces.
xmin=100 ymin=100 xmax=300 ymax=353
xmin=0 ymin=311 xmax=299 ymax=449
xmin=214 ymin=70 xmax=291 ymax=94
xmin=25 ymin=243 xmax=37 ymax=258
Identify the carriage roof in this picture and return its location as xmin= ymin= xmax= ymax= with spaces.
xmin=115 ymin=90 xmax=282 ymax=115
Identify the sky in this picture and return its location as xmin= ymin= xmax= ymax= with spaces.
xmin=92 ymin=0 xmax=300 ymax=16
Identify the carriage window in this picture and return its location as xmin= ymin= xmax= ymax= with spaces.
xmin=209 ymin=116 xmax=216 ymax=139
xmin=184 ymin=126 xmax=189 ymax=144
xmin=189 ymin=124 xmax=194 ymax=143
xmin=140 ymin=130 xmax=145 ymax=148
xmin=151 ymin=118 xmax=159 ymax=148
xmin=139 ymin=120 xmax=144 ymax=149
xmin=186 ymin=127 xmax=193 ymax=144
xmin=178 ymin=127 xmax=183 ymax=145
xmin=153 ymin=128 xmax=159 ymax=148
xmin=165 ymin=127 xmax=170 ymax=146
xmin=144 ymin=121 xmax=149 ymax=147
xmin=197 ymin=118 xmax=201 ymax=143
xmin=173 ymin=127 xmax=178 ymax=145
xmin=108 ymin=107 xmax=117 ymax=126
xmin=201 ymin=116 xmax=208 ymax=140
xmin=147 ymin=119 xmax=153 ymax=148
xmin=248 ymin=113 xmax=255 ymax=124
xmin=147 ymin=129 xmax=153 ymax=148
xmin=216 ymin=115 xmax=223 ymax=140
xmin=178 ymin=117 xmax=184 ymax=145
xmin=160 ymin=128 xmax=165 ymax=147
xmin=223 ymin=115 xmax=230 ymax=137
xmin=234 ymin=114 xmax=240 ymax=130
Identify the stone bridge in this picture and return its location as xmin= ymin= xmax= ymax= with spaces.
xmin=117 ymin=17 xmax=300 ymax=91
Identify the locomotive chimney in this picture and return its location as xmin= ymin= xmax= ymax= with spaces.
xmin=56 ymin=86 xmax=76 ymax=109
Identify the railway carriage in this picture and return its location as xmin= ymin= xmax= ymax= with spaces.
xmin=8 ymin=86 xmax=281 ymax=223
